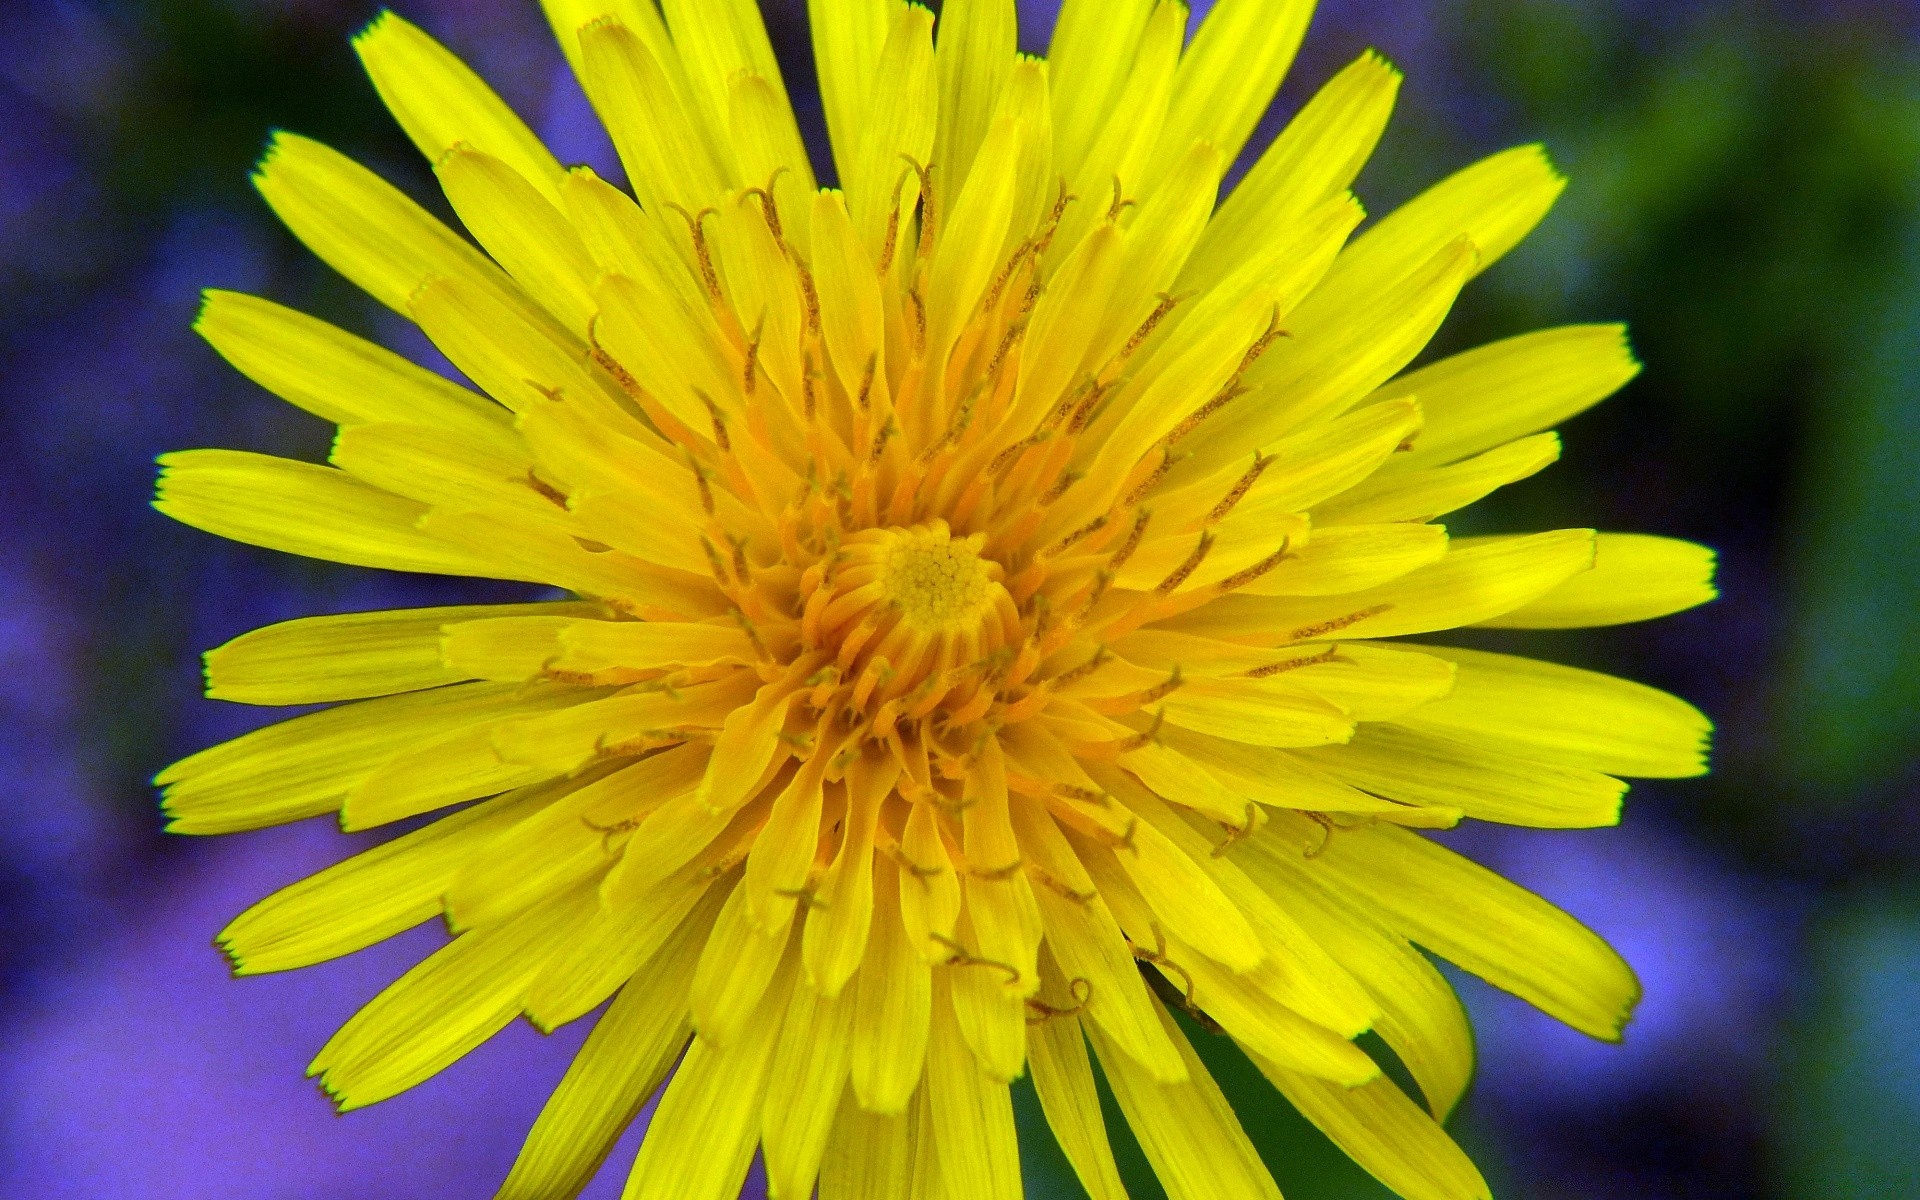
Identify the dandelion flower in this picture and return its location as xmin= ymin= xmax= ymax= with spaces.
xmin=155 ymin=2 xmax=1718 ymax=1197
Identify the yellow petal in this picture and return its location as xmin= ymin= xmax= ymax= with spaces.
xmin=1164 ymin=528 xmax=1598 ymax=643
xmin=656 ymin=0 xmax=799 ymax=173
xmin=1244 ymin=854 xmax=1475 ymax=1119
xmin=804 ymin=751 xmax=898 ymax=994
xmin=493 ymin=673 xmax=755 ymax=774
xmin=1254 ymin=817 xmax=1640 ymax=1039
xmin=698 ymin=678 xmax=806 ymax=811
xmin=624 ymin=946 xmax=797 ymax=1200
xmin=1314 ymin=143 xmax=1566 ymax=314
xmin=1374 ymin=324 xmax=1640 ymax=469
xmin=926 ymin=969 xmax=1022 ymax=1200
xmin=540 ymin=0 xmax=676 ymax=81
xmin=434 ymin=145 xmax=598 ymax=331
xmin=496 ymin=925 xmax=702 ymax=1200
xmin=850 ymin=864 xmax=934 ymax=1112
xmin=1073 ymin=796 xmax=1264 ymax=972
xmin=897 ymin=799 xmax=964 ymax=957
xmin=743 ymin=749 xmax=832 ymax=929
xmin=408 ymin=274 xmax=622 ymax=421
xmin=154 ymin=449 xmax=499 ymax=578
xmin=818 ymin=1085 xmax=934 ymax=1200
xmin=218 ymin=784 xmax=544 ymax=975
xmin=845 ymin=3 xmax=937 ymax=258
xmin=1394 ymin=644 xmax=1713 ymax=778
xmin=1157 ymin=675 xmax=1356 ymax=749
xmin=933 ymin=0 xmax=1017 ymax=198
xmin=353 ymin=11 xmax=565 ymax=201
xmin=762 ymin=979 xmax=857 ymax=1200
xmin=441 ymin=767 xmax=642 ymax=930
xmin=1482 ymin=532 xmax=1717 ymax=628
xmin=203 ymin=602 xmax=585 ymax=705
xmin=1151 ymin=723 xmax=1465 ymax=825
xmin=1299 ymin=726 xmax=1627 ymax=829
xmin=1184 ymin=50 xmax=1400 ymax=294
xmin=1200 ymin=396 xmax=1423 ymax=519
xmin=576 ymin=17 xmax=730 ymax=216
xmin=1112 ymin=777 xmax=1382 ymax=1036
xmin=193 ymin=291 xmax=509 ymax=440
xmin=1045 ymin=0 xmax=1159 ymax=180
xmin=946 ymin=910 xmax=1030 ymax=1080
xmin=527 ymin=865 xmax=723 ymax=1032
xmin=1260 ymin=1065 xmax=1491 ymax=1200
xmin=312 ymin=883 xmax=594 ymax=1111
xmin=329 ymin=421 xmax=544 ymax=517
xmin=1088 ymin=998 xmax=1284 ymax=1200
xmin=1152 ymin=939 xmax=1379 ymax=1084
xmin=729 ymin=71 xmax=818 ymax=240
xmin=597 ymin=790 xmax=738 ymax=912
xmin=1146 ymin=0 xmax=1314 ymax=195
xmin=690 ymin=880 xmax=796 ymax=1049
xmin=342 ymin=685 xmax=602 ymax=830
xmin=422 ymin=506 xmax=725 ymax=620
xmin=1240 ymin=524 xmax=1451 ymax=597
xmin=924 ymin=112 xmax=1023 ymax=368
xmin=1317 ymin=433 xmax=1560 ymax=525
xmin=1052 ymin=0 xmax=1183 ymax=258
xmin=1005 ymin=223 xmax=1125 ymax=429
xmin=1028 ymin=880 xmax=1186 ymax=1083
xmin=251 ymin=132 xmax=522 ymax=318
xmin=1026 ymin=1009 xmax=1128 ymax=1200
xmin=156 ymin=680 xmax=537 ymax=834
xmin=560 ymin=165 xmax=706 ymax=309
xmin=1087 ymin=140 xmax=1223 ymax=369
xmin=807 ymin=0 xmax=892 ymax=185
xmin=1184 ymin=237 xmax=1476 ymax=466
xmin=812 ymin=188 xmax=890 ymax=400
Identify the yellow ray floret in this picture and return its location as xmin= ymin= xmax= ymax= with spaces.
xmin=154 ymin=3 xmax=1718 ymax=1199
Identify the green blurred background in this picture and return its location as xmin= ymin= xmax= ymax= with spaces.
xmin=1 ymin=1 xmax=1917 ymax=1196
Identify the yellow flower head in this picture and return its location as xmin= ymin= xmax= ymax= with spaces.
xmin=155 ymin=2 xmax=1718 ymax=1198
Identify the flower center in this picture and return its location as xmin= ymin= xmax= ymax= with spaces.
xmin=793 ymin=520 xmax=1023 ymax=722
xmin=880 ymin=525 xmax=993 ymax=630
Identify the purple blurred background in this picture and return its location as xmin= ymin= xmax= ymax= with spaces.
xmin=3 ymin=1 xmax=1919 ymax=1196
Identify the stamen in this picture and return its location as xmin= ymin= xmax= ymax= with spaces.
xmin=525 ymin=471 xmax=569 ymax=509
xmin=741 ymin=166 xmax=791 ymax=245
xmin=1045 ymin=514 xmax=1109 ymax=558
xmin=1112 ymin=292 xmax=1184 ymax=367
xmin=1153 ymin=533 xmax=1215 ymax=596
xmin=1242 ymin=644 xmax=1344 ymax=679
xmin=741 ymin=318 xmax=764 ymax=397
xmin=1038 ymin=469 xmax=1081 ymax=507
xmin=1133 ymin=666 xmax=1184 ymax=707
xmin=1024 ymin=977 xmax=1093 ymax=1024
xmin=900 ymin=156 xmax=938 ymax=264
xmin=700 ymin=535 xmax=732 ymax=586
xmin=664 ymin=203 xmax=724 ymax=305
xmin=1206 ymin=452 xmax=1272 ymax=525
xmin=1285 ymin=603 xmax=1392 ymax=643
xmin=929 ymin=932 xmax=1022 ymax=985
xmin=697 ymin=390 xmax=730 ymax=452
xmin=1107 ymin=510 xmax=1152 ymax=572
xmin=1213 ymin=537 xmax=1295 ymax=594
xmin=1122 ymin=449 xmax=1178 ymax=506
xmin=1164 ymin=382 xmax=1248 ymax=447
xmin=876 ymin=164 xmax=916 ymax=276
xmin=1051 ymin=646 xmax=1110 ymax=689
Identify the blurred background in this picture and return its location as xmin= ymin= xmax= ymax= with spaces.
xmin=2 ymin=0 xmax=1917 ymax=1196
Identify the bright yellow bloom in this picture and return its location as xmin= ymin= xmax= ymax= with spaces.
xmin=155 ymin=2 xmax=1717 ymax=1197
